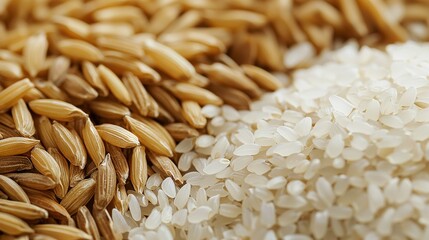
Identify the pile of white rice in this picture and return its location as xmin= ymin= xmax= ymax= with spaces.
xmin=114 ymin=42 xmax=429 ymax=240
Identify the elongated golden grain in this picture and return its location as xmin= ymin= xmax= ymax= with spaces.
xmin=105 ymin=143 xmax=129 ymax=185
xmin=57 ymin=39 xmax=103 ymax=61
xmin=97 ymin=64 xmax=132 ymax=106
xmin=89 ymin=100 xmax=130 ymax=119
xmin=48 ymin=56 xmax=70 ymax=84
xmin=34 ymin=224 xmax=92 ymax=240
xmin=0 ymin=78 xmax=34 ymax=112
xmin=5 ymin=173 xmax=56 ymax=190
xmin=69 ymin=165 xmax=85 ymax=188
xmin=49 ymin=148 xmax=70 ymax=199
xmin=147 ymin=151 xmax=184 ymax=185
xmin=0 ymin=156 xmax=33 ymax=174
xmin=29 ymin=99 xmax=88 ymax=122
xmin=164 ymin=81 xmax=223 ymax=106
xmin=102 ymin=57 xmax=161 ymax=83
xmin=52 ymin=121 xmax=86 ymax=169
xmin=35 ymin=116 xmax=57 ymax=149
xmin=0 ymin=113 xmax=15 ymax=128
xmin=160 ymin=31 xmax=225 ymax=54
xmin=199 ymin=63 xmax=261 ymax=98
xmin=142 ymin=39 xmax=195 ymax=80
xmin=76 ymin=206 xmax=101 ymax=240
xmin=93 ymin=5 xmax=146 ymax=22
xmin=61 ymin=178 xmax=96 ymax=215
xmin=147 ymin=3 xmax=181 ymax=35
xmin=23 ymin=88 xmax=45 ymax=102
xmin=130 ymin=146 xmax=148 ymax=194
xmin=94 ymin=154 xmax=116 ymax=210
xmin=133 ymin=114 xmax=176 ymax=150
xmin=29 ymin=194 xmax=72 ymax=224
xmin=0 ymin=137 xmax=39 ymax=156
xmin=61 ymin=74 xmax=98 ymax=101
xmin=96 ymin=124 xmax=139 ymax=148
xmin=0 ymin=212 xmax=34 ymax=235
xmin=0 ymin=60 xmax=23 ymax=79
xmin=34 ymin=80 xmax=70 ymax=102
xmin=82 ymin=119 xmax=105 ymax=166
xmin=163 ymin=9 xmax=201 ymax=33
xmin=241 ymin=64 xmax=283 ymax=91
xmin=12 ymin=99 xmax=35 ymax=137
xmin=204 ymin=9 xmax=267 ymax=28
xmin=124 ymin=116 xmax=173 ymax=157
xmin=146 ymin=93 xmax=160 ymax=118
xmin=23 ymin=186 xmax=57 ymax=201
xmin=122 ymin=72 xmax=150 ymax=116
xmin=82 ymin=61 xmax=109 ymax=97
xmin=165 ymin=123 xmax=199 ymax=141
xmin=92 ymin=208 xmax=121 ymax=240
xmin=0 ymin=199 xmax=48 ymax=220
xmin=52 ymin=16 xmax=90 ymax=39
xmin=96 ymin=36 xmax=143 ymax=58
xmin=0 ymin=124 xmax=21 ymax=138
xmin=181 ymin=100 xmax=207 ymax=129
xmin=0 ymin=175 xmax=30 ymax=203
xmin=23 ymin=33 xmax=48 ymax=77
xmin=147 ymin=85 xmax=186 ymax=123
xmin=209 ymin=84 xmax=251 ymax=110
xmin=30 ymin=148 xmax=61 ymax=184
xmin=113 ymin=184 xmax=127 ymax=214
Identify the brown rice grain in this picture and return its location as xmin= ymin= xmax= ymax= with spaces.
xmin=105 ymin=143 xmax=129 ymax=186
xmin=23 ymin=33 xmax=48 ymax=77
xmin=69 ymin=165 xmax=85 ymax=188
xmin=82 ymin=118 xmax=105 ymax=166
xmin=33 ymin=224 xmax=92 ymax=240
xmin=0 ymin=156 xmax=33 ymax=174
xmin=5 ymin=173 xmax=56 ymax=191
xmin=181 ymin=100 xmax=207 ymax=129
xmin=61 ymin=74 xmax=98 ymax=101
xmin=29 ymin=99 xmax=88 ymax=122
xmin=164 ymin=123 xmax=199 ymax=141
xmin=48 ymin=148 xmax=70 ymax=199
xmin=60 ymin=178 xmax=96 ymax=215
xmin=124 ymin=115 xmax=173 ymax=157
xmin=0 ymin=212 xmax=34 ymax=235
xmin=0 ymin=137 xmax=39 ymax=157
xmin=0 ymin=78 xmax=34 ymax=112
xmin=89 ymin=100 xmax=130 ymax=119
xmin=97 ymin=64 xmax=132 ymax=106
xmin=130 ymin=146 xmax=148 ymax=194
xmin=30 ymin=148 xmax=61 ymax=184
xmin=34 ymin=80 xmax=70 ymax=102
xmin=52 ymin=121 xmax=86 ymax=169
xmin=76 ymin=206 xmax=101 ymax=240
xmin=94 ymin=154 xmax=116 ymax=210
xmin=0 ymin=175 xmax=30 ymax=203
xmin=241 ymin=64 xmax=283 ymax=91
xmin=0 ymin=60 xmax=23 ymax=79
xmin=96 ymin=124 xmax=139 ymax=148
xmin=56 ymin=39 xmax=103 ymax=62
xmin=142 ymin=39 xmax=196 ymax=81
xmin=28 ymin=194 xmax=72 ymax=224
xmin=12 ymin=99 xmax=35 ymax=137
xmin=122 ymin=72 xmax=150 ymax=116
xmin=0 ymin=198 xmax=48 ymax=220
xmin=92 ymin=208 xmax=121 ymax=240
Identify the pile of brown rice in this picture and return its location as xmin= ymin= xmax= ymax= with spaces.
xmin=0 ymin=0 xmax=428 ymax=239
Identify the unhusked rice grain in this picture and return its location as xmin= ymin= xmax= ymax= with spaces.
xmin=118 ymin=42 xmax=429 ymax=240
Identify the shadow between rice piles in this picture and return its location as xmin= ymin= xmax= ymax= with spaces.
xmin=0 ymin=0 xmax=427 ymax=239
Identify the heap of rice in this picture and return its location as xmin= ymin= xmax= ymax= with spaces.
xmin=115 ymin=41 xmax=429 ymax=240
